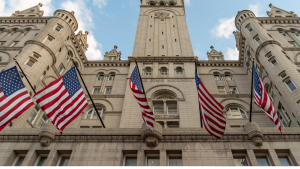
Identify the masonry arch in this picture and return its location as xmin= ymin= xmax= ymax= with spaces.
xmin=146 ymin=85 xmax=185 ymax=101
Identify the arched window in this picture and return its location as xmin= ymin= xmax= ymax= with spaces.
xmin=226 ymin=108 xmax=247 ymax=118
xmin=145 ymin=67 xmax=152 ymax=75
xmin=225 ymin=73 xmax=233 ymax=80
xmin=265 ymin=83 xmax=270 ymax=93
xmin=160 ymin=67 xmax=168 ymax=75
xmin=109 ymin=73 xmax=115 ymax=81
xmin=176 ymin=67 xmax=183 ymax=75
xmin=65 ymin=51 xmax=73 ymax=61
xmin=152 ymin=91 xmax=177 ymax=115
xmin=96 ymin=73 xmax=104 ymax=81
xmin=214 ymin=73 xmax=221 ymax=80
xmin=85 ymin=108 xmax=105 ymax=119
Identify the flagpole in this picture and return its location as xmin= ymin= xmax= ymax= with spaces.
xmin=133 ymin=57 xmax=148 ymax=102
xmin=249 ymin=57 xmax=255 ymax=122
xmin=13 ymin=57 xmax=36 ymax=94
xmin=71 ymin=58 xmax=106 ymax=128
xmin=194 ymin=57 xmax=203 ymax=128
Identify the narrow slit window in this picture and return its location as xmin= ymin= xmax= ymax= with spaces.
xmin=270 ymin=58 xmax=279 ymax=67
xmin=285 ymin=79 xmax=297 ymax=92
xmin=43 ymin=35 xmax=54 ymax=46
xmin=245 ymin=24 xmax=253 ymax=32
xmin=254 ymin=35 xmax=263 ymax=45
xmin=54 ymin=24 xmax=63 ymax=32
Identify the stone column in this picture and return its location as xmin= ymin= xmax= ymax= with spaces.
xmin=22 ymin=150 xmax=38 ymax=166
xmin=160 ymin=150 xmax=167 ymax=166
xmin=246 ymin=150 xmax=258 ymax=166
xmin=137 ymin=150 xmax=145 ymax=166
xmin=163 ymin=100 xmax=167 ymax=114
xmin=268 ymin=149 xmax=281 ymax=166
xmin=44 ymin=150 xmax=59 ymax=166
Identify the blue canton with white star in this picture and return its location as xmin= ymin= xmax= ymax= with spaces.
xmin=0 ymin=66 xmax=25 ymax=97
xmin=130 ymin=66 xmax=143 ymax=91
xmin=253 ymin=65 xmax=262 ymax=97
xmin=63 ymin=67 xmax=82 ymax=97
xmin=195 ymin=68 xmax=201 ymax=89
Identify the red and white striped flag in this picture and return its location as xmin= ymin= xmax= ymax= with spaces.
xmin=253 ymin=65 xmax=282 ymax=133
xmin=129 ymin=66 xmax=155 ymax=131
xmin=0 ymin=66 xmax=34 ymax=131
xmin=33 ymin=67 xmax=88 ymax=133
xmin=195 ymin=69 xmax=226 ymax=139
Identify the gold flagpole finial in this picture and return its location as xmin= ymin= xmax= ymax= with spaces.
xmin=71 ymin=58 xmax=75 ymax=61
xmin=194 ymin=57 xmax=197 ymax=61
xmin=252 ymin=57 xmax=255 ymax=60
xmin=133 ymin=56 xmax=137 ymax=60
xmin=13 ymin=57 xmax=17 ymax=60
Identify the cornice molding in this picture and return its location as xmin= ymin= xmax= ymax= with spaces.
xmin=128 ymin=56 xmax=195 ymax=62
xmin=257 ymin=17 xmax=300 ymax=24
xmin=0 ymin=134 xmax=299 ymax=142
xmin=24 ymin=40 xmax=56 ymax=66
xmin=0 ymin=17 xmax=50 ymax=24
xmin=89 ymin=94 xmax=125 ymax=99
xmin=282 ymin=47 xmax=300 ymax=51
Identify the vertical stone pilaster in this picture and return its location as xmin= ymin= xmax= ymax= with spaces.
xmin=137 ymin=150 xmax=145 ymax=166
xmin=160 ymin=150 xmax=167 ymax=166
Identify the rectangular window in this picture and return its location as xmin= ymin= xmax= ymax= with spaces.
xmin=269 ymin=88 xmax=275 ymax=102
xmin=57 ymin=64 xmax=65 ymax=75
xmin=292 ymin=32 xmax=300 ymax=36
xmin=233 ymin=156 xmax=249 ymax=166
xmin=153 ymin=102 xmax=164 ymax=114
xmin=37 ymin=114 xmax=49 ymax=128
xmin=254 ymin=35 xmax=263 ymax=45
xmin=230 ymin=87 xmax=239 ymax=94
xmin=167 ymin=102 xmax=177 ymax=114
xmin=279 ymin=31 xmax=287 ymax=36
xmin=245 ymin=24 xmax=253 ymax=32
xmin=169 ymin=157 xmax=182 ymax=166
xmin=97 ymin=74 xmax=104 ymax=81
xmin=65 ymin=53 xmax=71 ymax=61
xmin=147 ymin=157 xmax=160 ymax=166
xmin=214 ymin=75 xmax=221 ymax=80
xmin=105 ymin=87 xmax=112 ymax=94
xmin=109 ymin=57 xmax=116 ymax=60
xmin=10 ymin=41 xmax=18 ymax=47
xmin=278 ymin=106 xmax=291 ymax=127
xmin=218 ymin=87 xmax=226 ymax=94
xmin=108 ymin=75 xmax=115 ymax=81
xmin=26 ymin=58 xmax=36 ymax=67
xmin=43 ymin=35 xmax=54 ymax=46
xmin=167 ymin=121 xmax=179 ymax=128
xmin=0 ymin=41 xmax=6 ymax=47
xmin=270 ymin=58 xmax=279 ymax=67
xmin=8 ymin=31 xmax=16 ymax=36
xmin=225 ymin=75 xmax=233 ymax=80
xmin=92 ymin=87 xmax=101 ymax=94
xmin=12 ymin=153 xmax=27 ymax=166
xmin=285 ymin=79 xmax=297 ymax=92
xmin=55 ymin=24 xmax=63 ymax=32
xmin=34 ymin=154 xmax=48 ymax=166
xmin=279 ymin=71 xmax=287 ymax=79
xmin=22 ymin=31 xmax=29 ymax=36
xmin=256 ymin=156 xmax=270 ymax=166
xmin=28 ymin=105 xmax=41 ymax=124
xmin=124 ymin=157 xmax=137 ymax=166
xmin=289 ymin=41 xmax=299 ymax=47
xmin=278 ymin=156 xmax=293 ymax=166
xmin=56 ymin=153 xmax=71 ymax=166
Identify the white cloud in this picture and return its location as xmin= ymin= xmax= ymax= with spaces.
xmin=0 ymin=0 xmax=54 ymax=16
xmin=61 ymin=0 xmax=103 ymax=60
xmin=225 ymin=47 xmax=239 ymax=60
xmin=93 ymin=0 xmax=108 ymax=9
xmin=211 ymin=17 xmax=235 ymax=39
xmin=184 ymin=0 xmax=191 ymax=6
xmin=248 ymin=3 xmax=262 ymax=17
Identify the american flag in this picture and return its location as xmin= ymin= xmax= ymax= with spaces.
xmin=129 ymin=66 xmax=155 ymax=131
xmin=0 ymin=66 xmax=34 ymax=131
xmin=195 ymin=69 xmax=226 ymax=139
xmin=253 ymin=65 xmax=282 ymax=133
xmin=33 ymin=67 xmax=88 ymax=133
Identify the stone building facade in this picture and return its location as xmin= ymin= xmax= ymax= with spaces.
xmin=0 ymin=0 xmax=300 ymax=166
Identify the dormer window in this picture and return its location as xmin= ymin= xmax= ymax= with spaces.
xmin=109 ymin=57 xmax=116 ymax=60
xmin=55 ymin=24 xmax=63 ymax=32
xmin=245 ymin=24 xmax=253 ymax=32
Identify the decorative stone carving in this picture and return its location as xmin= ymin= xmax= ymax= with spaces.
xmin=154 ymin=11 xmax=171 ymax=19
xmin=141 ymin=122 xmax=163 ymax=148
xmin=39 ymin=122 xmax=57 ymax=148
xmin=244 ymin=122 xmax=264 ymax=147
xmin=155 ymin=114 xmax=179 ymax=119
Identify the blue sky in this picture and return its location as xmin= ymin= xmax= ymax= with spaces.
xmin=1 ymin=0 xmax=300 ymax=61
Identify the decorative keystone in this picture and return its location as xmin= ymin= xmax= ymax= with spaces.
xmin=141 ymin=122 xmax=163 ymax=148
xmin=39 ymin=122 xmax=57 ymax=148
xmin=244 ymin=122 xmax=264 ymax=147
